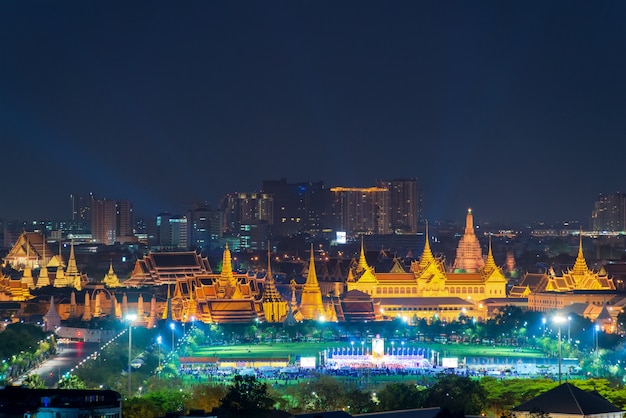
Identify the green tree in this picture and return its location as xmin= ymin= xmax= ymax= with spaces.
xmin=58 ymin=374 xmax=87 ymax=389
xmin=218 ymin=374 xmax=275 ymax=417
xmin=344 ymin=388 xmax=376 ymax=414
xmin=144 ymin=388 xmax=188 ymax=415
xmin=375 ymin=382 xmax=425 ymax=411
xmin=23 ymin=374 xmax=46 ymax=389
xmin=123 ymin=397 xmax=160 ymax=418
xmin=186 ymin=383 xmax=228 ymax=413
xmin=424 ymin=374 xmax=486 ymax=415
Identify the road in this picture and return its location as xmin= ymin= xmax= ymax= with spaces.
xmin=19 ymin=341 xmax=101 ymax=387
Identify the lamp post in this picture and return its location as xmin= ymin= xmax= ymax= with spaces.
xmin=553 ymin=316 xmax=565 ymax=384
xmin=567 ymin=316 xmax=571 ymax=342
xmin=156 ymin=335 xmax=162 ymax=378
xmin=126 ymin=313 xmax=137 ymax=397
xmin=170 ymin=323 xmax=175 ymax=353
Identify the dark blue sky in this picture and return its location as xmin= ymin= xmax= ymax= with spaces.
xmin=1 ymin=1 xmax=625 ymax=224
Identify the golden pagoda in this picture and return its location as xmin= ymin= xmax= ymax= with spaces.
xmin=64 ymin=240 xmax=84 ymax=291
xmin=299 ymin=244 xmax=325 ymax=320
xmin=262 ymin=245 xmax=288 ymax=322
xmin=218 ymin=243 xmax=242 ymax=299
xmin=103 ymin=261 xmax=121 ymax=288
xmin=451 ymin=208 xmax=485 ymax=273
xmin=481 ymin=236 xmax=508 ymax=297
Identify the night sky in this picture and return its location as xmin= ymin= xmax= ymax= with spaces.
xmin=2 ymin=1 xmax=625 ymax=224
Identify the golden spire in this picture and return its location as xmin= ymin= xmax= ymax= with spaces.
xmin=464 ymin=208 xmax=475 ymax=236
xmin=299 ymin=243 xmax=324 ymax=320
xmin=304 ymin=243 xmax=319 ymax=288
xmin=263 ymin=242 xmax=287 ymax=322
xmin=419 ymin=221 xmax=436 ymax=269
xmin=571 ymin=232 xmax=589 ymax=276
xmin=357 ymin=236 xmax=369 ymax=272
xmin=220 ymin=243 xmax=235 ymax=285
xmin=483 ymin=235 xmax=498 ymax=274
xmin=262 ymin=243 xmax=283 ymax=302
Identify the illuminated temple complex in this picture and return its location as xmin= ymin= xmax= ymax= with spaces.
xmin=346 ymin=221 xmax=508 ymax=322
xmin=2 ymin=210 xmax=623 ymax=330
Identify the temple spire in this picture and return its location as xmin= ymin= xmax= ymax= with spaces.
xmin=483 ymin=235 xmax=498 ymax=274
xmin=571 ymin=232 xmax=589 ymax=276
xmin=419 ymin=221 xmax=436 ymax=270
xmin=357 ymin=236 xmax=369 ymax=272
xmin=262 ymin=242 xmax=288 ymax=322
xmin=464 ymin=208 xmax=475 ymax=236
xmin=299 ymin=243 xmax=324 ymax=320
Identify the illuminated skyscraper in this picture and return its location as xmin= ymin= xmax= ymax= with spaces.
xmin=187 ymin=204 xmax=222 ymax=251
xmin=329 ymin=186 xmax=390 ymax=236
xmin=591 ymin=192 xmax=626 ymax=232
xmin=91 ymin=199 xmax=117 ymax=245
xmin=376 ymin=178 xmax=422 ymax=233
xmin=261 ymin=178 xmax=326 ymax=237
xmin=150 ymin=213 xmax=188 ymax=250
xmin=91 ymin=198 xmax=134 ymax=245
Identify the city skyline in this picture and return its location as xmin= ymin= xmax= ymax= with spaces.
xmin=2 ymin=1 xmax=626 ymax=223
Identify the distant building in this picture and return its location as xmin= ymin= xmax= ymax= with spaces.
xmin=91 ymin=198 xmax=135 ymax=245
xmin=591 ymin=192 xmax=626 ymax=232
xmin=187 ymin=204 xmax=222 ymax=252
xmin=262 ymin=178 xmax=327 ymax=237
xmin=376 ymin=178 xmax=422 ymax=233
xmin=329 ymin=186 xmax=391 ymax=236
xmin=149 ymin=213 xmax=188 ymax=250
xmin=0 ymin=386 xmax=122 ymax=417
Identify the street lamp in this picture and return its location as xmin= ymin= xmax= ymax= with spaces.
xmin=126 ymin=313 xmax=137 ymax=397
xmin=170 ymin=323 xmax=175 ymax=353
xmin=553 ymin=315 xmax=565 ymax=384
xmin=567 ymin=316 xmax=572 ymax=342
xmin=156 ymin=335 xmax=162 ymax=378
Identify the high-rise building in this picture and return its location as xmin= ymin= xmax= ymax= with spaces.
xmin=150 ymin=213 xmax=188 ymax=250
xmin=91 ymin=198 xmax=134 ymax=245
xmin=91 ymin=199 xmax=118 ymax=245
xmin=591 ymin=192 xmax=626 ymax=232
xmin=187 ymin=204 xmax=222 ymax=252
xmin=116 ymin=200 xmax=134 ymax=241
xmin=376 ymin=178 xmax=422 ymax=233
xmin=329 ymin=186 xmax=391 ymax=236
xmin=261 ymin=178 xmax=327 ymax=237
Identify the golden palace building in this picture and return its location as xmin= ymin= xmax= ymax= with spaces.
xmin=347 ymin=210 xmax=508 ymax=322
xmin=510 ymin=235 xmax=621 ymax=332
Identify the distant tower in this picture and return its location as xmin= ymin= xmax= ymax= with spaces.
xmin=452 ymin=209 xmax=485 ymax=273
xmin=299 ymin=244 xmax=324 ymax=320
